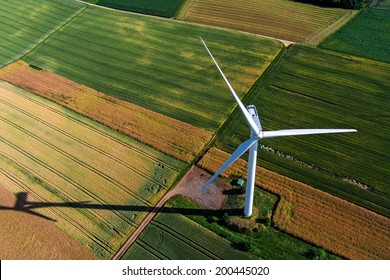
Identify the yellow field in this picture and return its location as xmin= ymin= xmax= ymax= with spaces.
xmin=198 ymin=147 xmax=390 ymax=259
xmin=0 ymin=184 xmax=96 ymax=259
xmin=0 ymin=61 xmax=212 ymax=163
xmin=0 ymin=81 xmax=185 ymax=258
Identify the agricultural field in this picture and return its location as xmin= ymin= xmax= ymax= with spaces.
xmin=0 ymin=81 xmax=185 ymax=259
xmin=122 ymin=208 xmax=256 ymax=260
xmin=23 ymin=5 xmax=283 ymax=131
xmin=0 ymin=61 xmax=212 ymax=163
xmin=320 ymin=6 xmax=390 ymax=63
xmin=84 ymin=0 xmax=186 ymax=18
xmin=0 ymin=183 xmax=96 ymax=259
xmin=177 ymin=0 xmax=356 ymax=44
xmin=216 ymin=45 xmax=390 ymax=217
xmin=123 ymin=194 xmax=334 ymax=260
xmin=0 ymin=0 xmax=85 ymax=67
xmin=198 ymin=147 xmax=390 ymax=259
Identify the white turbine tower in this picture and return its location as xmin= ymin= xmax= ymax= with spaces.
xmin=200 ymin=38 xmax=357 ymax=217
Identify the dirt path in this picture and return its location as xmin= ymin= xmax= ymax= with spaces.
xmin=112 ymin=166 xmax=229 ymax=259
xmin=306 ymin=10 xmax=359 ymax=45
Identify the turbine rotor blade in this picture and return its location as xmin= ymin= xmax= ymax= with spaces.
xmin=201 ymin=138 xmax=257 ymax=190
xmin=200 ymin=37 xmax=260 ymax=136
xmin=261 ymin=129 xmax=357 ymax=139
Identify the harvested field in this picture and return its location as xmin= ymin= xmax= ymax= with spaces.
xmin=0 ymin=81 xmax=185 ymax=259
xmin=178 ymin=0 xmax=355 ymax=43
xmin=0 ymin=61 xmax=211 ymax=163
xmin=198 ymin=147 xmax=390 ymax=260
xmin=0 ymin=0 xmax=85 ymax=67
xmin=0 ymin=184 xmax=96 ymax=259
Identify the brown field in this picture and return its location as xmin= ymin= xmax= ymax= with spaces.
xmin=0 ymin=61 xmax=212 ymax=163
xmin=198 ymin=147 xmax=390 ymax=259
xmin=0 ymin=183 xmax=96 ymax=260
xmin=177 ymin=0 xmax=355 ymax=43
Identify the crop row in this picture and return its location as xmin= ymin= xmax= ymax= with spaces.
xmin=23 ymin=5 xmax=282 ymax=132
xmin=198 ymin=147 xmax=390 ymax=259
xmin=0 ymin=0 xmax=85 ymax=67
xmin=178 ymin=0 xmax=350 ymax=43
xmin=0 ymin=84 xmax=181 ymax=195
xmin=0 ymin=82 xmax=185 ymax=258
xmin=321 ymin=8 xmax=390 ymax=63
xmin=124 ymin=211 xmax=253 ymax=260
xmin=0 ymin=61 xmax=212 ymax=163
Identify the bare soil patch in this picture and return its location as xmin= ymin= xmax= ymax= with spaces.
xmin=172 ymin=166 xmax=232 ymax=210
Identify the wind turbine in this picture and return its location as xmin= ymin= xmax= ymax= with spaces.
xmin=200 ymin=38 xmax=357 ymax=217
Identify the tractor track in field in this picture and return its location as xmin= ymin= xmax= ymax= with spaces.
xmin=112 ymin=181 xmax=183 ymax=259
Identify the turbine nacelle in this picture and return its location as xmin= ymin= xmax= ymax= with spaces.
xmin=200 ymin=38 xmax=357 ymax=217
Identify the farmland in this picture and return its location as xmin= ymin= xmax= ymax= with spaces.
xmin=216 ymin=45 xmax=390 ymax=217
xmin=126 ymin=194 xmax=341 ymax=260
xmin=0 ymin=0 xmax=85 ymax=67
xmin=85 ymin=0 xmax=186 ymax=18
xmin=23 ymin=5 xmax=283 ymax=131
xmin=321 ymin=7 xmax=390 ymax=63
xmin=177 ymin=0 xmax=356 ymax=43
xmin=1 ymin=0 xmax=389 ymax=261
xmin=0 ymin=183 xmax=96 ymax=259
xmin=0 ymin=81 xmax=185 ymax=259
xmin=198 ymin=147 xmax=390 ymax=259
xmin=123 ymin=208 xmax=255 ymax=260
xmin=0 ymin=61 xmax=212 ymax=163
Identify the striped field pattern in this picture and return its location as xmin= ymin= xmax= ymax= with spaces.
xmin=0 ymin=81 xmax=185 ymax=259
xmin=177 ymin=0 xmax=354 ymax=43
xmin=23 ymin=5 xmax=283 ymax=131
xmin=0 ymin=61 xmax=213 ymax=163
xmin=123 ymin=210 xmax=255 ymax=260
xmin=0 ymin=0 xmax=85 ymax=67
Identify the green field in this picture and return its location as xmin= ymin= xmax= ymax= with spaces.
xmin=321 ymin=7 xmax=390 ymax=63
xmin=123 ymin=209 xmax=255 ymax=260
xmin=0 ymin=81 xmax=185 ymax=259
xmin=216 ymin=45 xmax=390 ymax=217
xmin=124 ymin=195 xmax=339 ymax=259
xmin=177 ymin=0 xmax=355 ymax=43
xmin=0 ymin=0 xmax=85 ymax=67
xmin=23 ymin=5 xmax=282 ymax=131
xmin=85 ymin=0 xmax=186 ymax=17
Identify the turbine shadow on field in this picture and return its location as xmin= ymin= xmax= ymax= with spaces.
xmin=0 ymin=192 xmax=242 ymax=221
xmin=0 ymin=192 xmax=57 ymax=221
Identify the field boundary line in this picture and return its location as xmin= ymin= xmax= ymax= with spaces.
xmin=306 ymin=9 xmax=359 ymax=46
xmin=0 ymin=98 xmax=171 ymax=192
xmin=76 ymin=0 xmax=292 ymax=46
xmin=5 ymin=4 xmax=88 ymax=68
xmin=1 ymin=85 xmax=179 ymax=171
